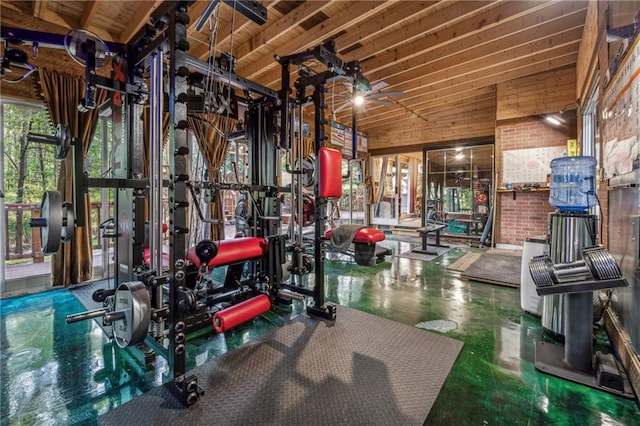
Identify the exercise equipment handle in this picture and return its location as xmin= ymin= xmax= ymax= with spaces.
xmin=65 ymin=308 xmax=110 ymax=324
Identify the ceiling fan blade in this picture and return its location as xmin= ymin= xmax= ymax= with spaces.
xmin=342 ymin=81 xmax=353 ymax=92
xmin=369 ymin=80 xmax=389 ymax=92
xmin=367 ymin=91 xmax=403 ymax=99
xmin=334 ymin=101 xmax=351 ymax=113
xmin=368 ymin=99 xmax=394 ymax=106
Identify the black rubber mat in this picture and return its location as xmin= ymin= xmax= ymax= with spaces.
xmin=99 ymin=305 xmax=463 ymax=426
xmin=69 ymin=280 xmax=113 ymax=335
xmin=461 ymin=252 xmax=522 ymax=288
xmin=69 ymin=280 xmax=108 ymax=310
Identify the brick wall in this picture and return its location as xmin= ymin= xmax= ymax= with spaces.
xmin=497 ymin=191 xmax=555 ymax=246
xmin=496 ymin=118 xmax=570 ymax=246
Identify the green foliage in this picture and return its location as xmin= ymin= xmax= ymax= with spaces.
xmin=3 ymin=103 xmax=55 ymax=203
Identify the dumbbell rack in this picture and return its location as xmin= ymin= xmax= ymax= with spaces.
xmin=531 ymin=238 xmax=634 ymax=398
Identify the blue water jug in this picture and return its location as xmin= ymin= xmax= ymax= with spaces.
xmin=549 ymin=156 xmax=597 ymax=211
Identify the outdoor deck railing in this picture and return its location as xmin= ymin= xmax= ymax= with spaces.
xmin=4 ymin=202 xmax=109 ymax=262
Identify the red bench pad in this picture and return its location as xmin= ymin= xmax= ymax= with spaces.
xmin=324 ymin=227 xmax=385 ymax=244
xmin=186 ymin=237 xmax=268 ymax=268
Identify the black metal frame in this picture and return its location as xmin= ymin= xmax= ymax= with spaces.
xmin=14 ymin=0 xmax=371 ymax=408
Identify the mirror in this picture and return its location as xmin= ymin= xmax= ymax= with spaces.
xmin=425 ymin=145 xmax=494 ymax=237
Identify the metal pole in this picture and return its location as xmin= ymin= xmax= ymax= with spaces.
xmin=100 ymin=117 xmax=110 ymax=283
xmin=0 ymin=102 xmax=5 ymax=293
xmin=149 ymin=50 xmax=164 ymax=273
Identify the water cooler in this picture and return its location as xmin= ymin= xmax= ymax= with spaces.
xmin=541 ymin=156 xmax=597 ymax=339
xmin=528 ymin=156 xmax=633 ymax=397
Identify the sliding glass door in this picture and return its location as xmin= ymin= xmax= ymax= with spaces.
xmin=370 ymin=153 xmax=423 ymax=227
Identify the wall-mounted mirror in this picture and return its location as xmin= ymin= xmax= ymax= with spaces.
xmin=425 ymin=145 xmax=494 ymax=241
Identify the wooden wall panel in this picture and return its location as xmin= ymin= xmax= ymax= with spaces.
xmin=367 ymin=98 xmax=496 ymax=151
xmin=496 ymin=67 xmax=577 ymax=120
xmin=576 ymin=0 xmax=600 ymax=103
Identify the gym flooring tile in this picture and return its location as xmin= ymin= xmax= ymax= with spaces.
xmin=1 ymin=247 xmax=639 ymax=425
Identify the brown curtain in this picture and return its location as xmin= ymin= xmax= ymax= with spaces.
xmin=38 ymin=68 xmax=108 ymax=286
xmin=142 ymin=108 xmax=171 ymax=179
xmin=187 ymin=114 xmax=236 ymax=241
xmin=142 ymin=108 xmax=171 ymax=224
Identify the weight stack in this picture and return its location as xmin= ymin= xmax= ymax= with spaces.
xmin=541 ymin=212 xmax=597 ymax=341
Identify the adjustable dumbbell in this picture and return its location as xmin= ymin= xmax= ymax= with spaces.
xmin=529 ymin=246 xmax=623 ymax=288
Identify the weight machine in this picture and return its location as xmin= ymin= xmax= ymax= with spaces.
xmin=7 ymin=0 xmax=375 ymax=408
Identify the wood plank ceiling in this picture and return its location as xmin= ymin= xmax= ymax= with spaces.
xmin=1 ymin=0 xmax=588 ymax=150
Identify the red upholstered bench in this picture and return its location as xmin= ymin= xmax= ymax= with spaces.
xmin=324 ymin=227 xmax=385 ymax=244
xmin=186 ymin=237 xmax=269 ymax=268
xmin=324 ymin=227 xmax=387 ymax=266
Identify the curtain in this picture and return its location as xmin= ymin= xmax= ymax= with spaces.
xmin=142 ymin=108 xmax=171 ymax=179
xmin=187 ymin=114 xmax=236 ymax=241
xmin=38 ymin=68 xmax=108 ymax=286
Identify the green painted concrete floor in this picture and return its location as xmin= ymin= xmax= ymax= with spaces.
xmin=1 ymin=240 xmax=639 ymax=425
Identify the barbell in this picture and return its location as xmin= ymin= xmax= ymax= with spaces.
xmin=27 ymin=123 xmax=73 ymax=160
xmin=66 ymin=281 xmax=151 ymax=349
xmin=30 ymin=190 xmax=75 ymax=255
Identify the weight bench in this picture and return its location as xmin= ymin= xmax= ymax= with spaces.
xmin=324 ymin=227 xmax=390 ymax=266
xmin=413 ymin=222 xmax=447 ymax=254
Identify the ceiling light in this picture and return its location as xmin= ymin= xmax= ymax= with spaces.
xmin=546 ymin=116 xmax=561 ymax=126
xmin=354 ymin=95 xmax=365 ymax=106
xmin=455 ymin=153 xmax=464 ymax=160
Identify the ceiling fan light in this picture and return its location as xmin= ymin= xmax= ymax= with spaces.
xmin=354 ymin=95 xmax=365 ymax=106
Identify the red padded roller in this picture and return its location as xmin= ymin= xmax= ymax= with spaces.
xmin=318 ymin=147 xmax=343 ymax=198
xmin=186 ymin=237 xmax=268 ymax=268
xmin=213 ymin=294 xmax=271 ymax=333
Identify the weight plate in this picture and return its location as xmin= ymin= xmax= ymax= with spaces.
xmin=54 ymin=124 xmax=71 ymax=160
xmin=40 ymin=191 xmax=63 ymax=255
xmin=294 ymin=155 xmax=316 ymax=190
xmin=112 ymin=281 xmax=151 ymax=348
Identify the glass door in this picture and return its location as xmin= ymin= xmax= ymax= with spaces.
xmin=371 ymin=155 xmax=398 ymax=225
xmin=425 ymin=145 xmax=494 ymax=239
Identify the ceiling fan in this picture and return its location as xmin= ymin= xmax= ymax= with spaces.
xmin=332 ymin=78 xmax=403 ymax=114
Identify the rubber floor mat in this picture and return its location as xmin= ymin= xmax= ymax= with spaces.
xmin=100 ymin=305 xmax=463 ymax=425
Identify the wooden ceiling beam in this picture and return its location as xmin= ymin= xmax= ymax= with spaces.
xmin=334 ymin=1 xmax=438 ymax=53
xmin=239 ymin=0 xmax=397 ymax=81
xmin=228 ymin=1 xmax=334 ymax=65
xmin=333 ymin=18 xmax=584 ymax=123
xmin=356 ymin=91 xmax=497 ymax=128
xmin=118 ymin=0 xmax=163 ymax=44
xmin=354 ymin=89 xmax=497 ymax=127
xmin=327 ymin=1 xmax=585 ymax=107
xmin=189 ymin=1 xmax=287 ymax=60
xmin=257 ymin=0 xmax=490 ymax=88
xmin=33 ymin=0 xmax=46 ymax=19
xmin=366 ymin=23 xmax=584 ymax=104
xmin=364 ymin=1 xmax=587 ymax=82
xmin=357 ymin=49 xmax=579 ymax=133
xmin=80 ymin=1 xmax=100 ymax=29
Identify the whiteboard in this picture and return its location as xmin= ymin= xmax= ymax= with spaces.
xmin=502 ymin=146 xmax=565 ymax=183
